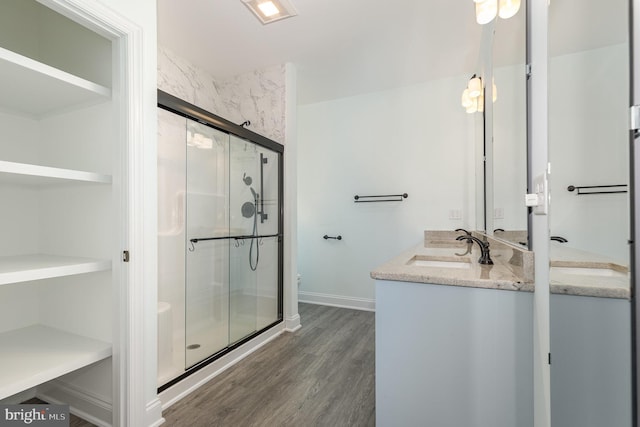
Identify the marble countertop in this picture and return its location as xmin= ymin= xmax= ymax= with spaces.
xmin=371 ymin=232 xmax=534 ymax=292
xmin=549 ymin=243 xmax=630 ymax=299
xmin=371 ymin=231 xmax=630 ymax=299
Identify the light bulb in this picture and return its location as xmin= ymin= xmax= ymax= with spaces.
xmin=475 ymin=0 xmax=497 ymax=25
xmin=466 ymin=98 xmax=478 ymax=114
xmin=461 ymin=89 xmax=473 ymax=108
xmin=468 ymin=76 xmax=482 ymax=98
xmin=499 ymin=0 xmax=521 ymax=19
xmin=257 ymin=1 xmax=280 ymax=17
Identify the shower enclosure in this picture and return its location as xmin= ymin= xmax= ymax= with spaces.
xmin=157 ymin=91 xmax=283 ymax=389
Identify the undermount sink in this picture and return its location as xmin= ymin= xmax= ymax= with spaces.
xmin=407 ymin=255 xmax=471 ymax=269
xmin=550 ymin=266 xmax=628 ymax=278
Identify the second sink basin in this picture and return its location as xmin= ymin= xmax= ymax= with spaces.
xmin=407 ymin=255 xmax=472 ymax=269
xmin=551 ymin=266 xmax=628 ymax=278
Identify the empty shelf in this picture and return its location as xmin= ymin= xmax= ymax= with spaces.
xmin=0 ymin=324 xmax=112 ymax=400
xmin=0 ymin=161 xmax=112 ymax=185
xmin=0 ymin=255 xmax=111 ymax=286
xmin=0 ymin=47 xmax=111 ymax=117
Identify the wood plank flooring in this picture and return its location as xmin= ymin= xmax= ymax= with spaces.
xmin=163 ymin=303 xmax=376 ymax=426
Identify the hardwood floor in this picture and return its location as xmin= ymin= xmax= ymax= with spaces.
xmin=163 ymin=303 xmax=376 ymax=427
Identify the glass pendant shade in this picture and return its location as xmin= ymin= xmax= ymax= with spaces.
xmin=461 ymin=89 xmax=473 ymax=108
xmin=468 ymin=77 xmax=482 ymax=98
xmin=475 ymin=0 xmax=497 ymax=25
xmin=498 ymin=0 xmax=521 ymax=19
xmin=466 ymin=98 xmax=478 ymax=114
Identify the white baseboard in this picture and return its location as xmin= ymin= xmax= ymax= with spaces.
xmin=145 ymin=398 xmax=165 ymax=427
xmin=159 ymin=323 xmax=286 ymax=410
xmin=285 ymin=313 xmax=301 ymax=332
xmin=298 ymin=291 xmax=376 ymax=312
xmin=37 ymin=381 xmax=112 ymax=427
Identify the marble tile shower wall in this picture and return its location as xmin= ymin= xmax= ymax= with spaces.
xmin=158 ymin=46 xmax=286 ymax=144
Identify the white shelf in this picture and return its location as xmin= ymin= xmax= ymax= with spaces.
xmin=0 ymin=255 xmax=112 ymax=286
xmin=0 ymin=324 xmax=112 ymax=400
xmin=0 ymin=47 xmax=111 ymax=117
xmin=0 ymin=160 xmax=112 ymax=186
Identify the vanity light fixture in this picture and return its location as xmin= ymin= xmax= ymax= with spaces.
xmin=462 ymin=89 xmax=474 ymax=109
xmin=461 ymin=75 xmax=483 ymax=114
xmin=498 ymin=0 xmax=521 ymax=19
xmin=474 ymin=0 xmax=520 ymax=24
xmin=468 ymin=75 xmax=482 ymax=98
xmin=241 ymin=0 xmax=298 ymax=24
xmin=475 ymin=0 xmax=498 ymax=25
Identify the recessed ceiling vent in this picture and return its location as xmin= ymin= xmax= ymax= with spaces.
xmin=242 ymin=0 xmax=298 ymax=24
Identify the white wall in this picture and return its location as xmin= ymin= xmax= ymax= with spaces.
xmin=549 ymin=44 xmax=629 ymax=263
xmin=297 ymin=76 xmax=476 ymax=307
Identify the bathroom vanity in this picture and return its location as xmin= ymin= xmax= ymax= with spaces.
xmin=371 ymin=231 xmax=535 ymax=427
xmin=372 ymin=231 xmax=632 ymax=427
xmin=547 ymin=243 xmax=631 ymax=427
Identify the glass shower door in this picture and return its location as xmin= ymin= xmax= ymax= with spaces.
xmin=185 ymin=120 xmax=230 ymax=368
xmin=228 ymin=136 xmax=280 ymax=343
xmin=158 ymin=92 xmax=284 ymax=390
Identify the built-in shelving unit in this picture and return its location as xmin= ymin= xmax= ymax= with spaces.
xmin=0 ymin=46 xmax=111 ymax=117
xmin=0 ymin=325 xmax=112 ymax=400
xmin=0 ymin=255 xmax=111 ymax=286
xmin=0 ymin=160 xmax=112 ymax=185
xmin=0 ymin=0 xmax=118 ymax=414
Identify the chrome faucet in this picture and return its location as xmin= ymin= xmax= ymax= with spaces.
xmin=455 ymin=235 xmax=494 ymax=265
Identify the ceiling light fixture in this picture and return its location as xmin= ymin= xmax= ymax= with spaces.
xmin=242 ymin=0 xmax=298 ymax=25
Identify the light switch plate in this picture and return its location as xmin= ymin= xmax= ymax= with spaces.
xmin=533 ymin=172 xmax=549 ymax=215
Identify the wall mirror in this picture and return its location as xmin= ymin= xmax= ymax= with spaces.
xmin=472 ymin=3 xmax=528 ymax=244
xmin=548 ymin=0 xmax=632 ymax=425
xmin=548 ymin=0 xmax=629 ymax=265
xmin=490 ymin=5 xmax=528 ymax=246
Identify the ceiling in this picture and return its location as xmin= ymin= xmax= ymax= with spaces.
xmin=157 ymin=0 xmax=628 ymax=106
xmin=157 ymin=0 xmax=483 ymax=105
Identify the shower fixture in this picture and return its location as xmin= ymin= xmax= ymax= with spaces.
xmin=241 ymin=155 xmax=269 ymax=271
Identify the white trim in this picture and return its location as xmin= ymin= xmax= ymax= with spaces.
xmin=285 ymin=313 xmax=301 ymax=332
xmin=38 ymin=381 xmax=112 ymax=427
xmin=298 ymin=291 xmax=376 ymax=312
xmin=34 ymin=2 xmax=161 ymax=427
xmin=159 ymin=323 xmax=285 ymax=410
xmin=283 ymin=62 xmax=299 ymax=330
